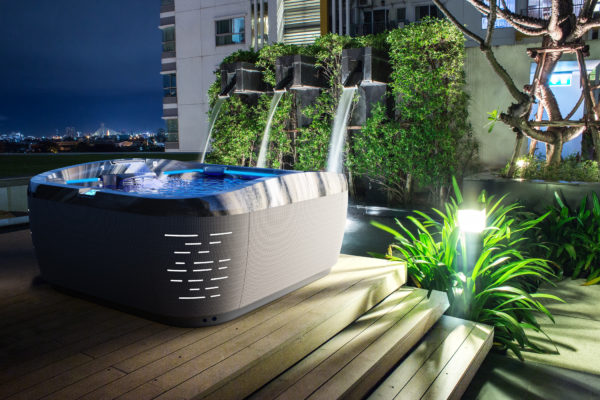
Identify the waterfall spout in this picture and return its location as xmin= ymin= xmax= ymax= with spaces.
xmin=326 ymin=87 xmax=357 ymax=174
xmin=257 ymin=92 xmax=284 ymax=168
xmin=200 ymin=97 xmax=226 ymax=163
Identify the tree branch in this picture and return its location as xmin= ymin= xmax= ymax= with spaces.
xmin=579 ymin=0 xmax=597 ymax=20
xmin=466 ymin=0 xmax=548 ymax=30
xmin=563 ymin=126 xmax=587 ymax=142
xmin=432 ymin=0 xmax=484 ymax=45
xmin=548 ymin=0 xmax=561 ymax=39
xmin=569 ymin=16 xmax=600 ymax=40
xmin=485 ymin=0 xmax=497 ymax=46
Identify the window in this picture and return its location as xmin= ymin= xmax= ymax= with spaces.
xmin=416 ymin=5 xmax=442 ymax=21
xmin=163 ymin=74 xmax=176 ymax=97
xmin=397 ymin=8 xmax=406 ymax=23
xmin=215 ymin=17 xmax=245 ymax=46
xmin=166 ymin=119 xmax=178 ymax=142
xmin=161 ymin=0 xmax=174 ymax=6
xmin=162 ymin=26 xmax=175 ymax=52
xmin=363 ymin=9 xmax=389 ymax=35
xmin=481 ymin=0 xmax=515 ymax=29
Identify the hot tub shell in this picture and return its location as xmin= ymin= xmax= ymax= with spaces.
xmin=28 ymin=159 xmax=348 ymax=326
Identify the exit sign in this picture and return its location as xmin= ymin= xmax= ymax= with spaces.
xmin=549 ymin=73 xmax=572 ymax=86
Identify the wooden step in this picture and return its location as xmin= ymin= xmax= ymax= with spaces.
xmin=368 ymin=315 xmax=494 ymax=400
xmin=250 ymin=287 xmax=449 ymax=400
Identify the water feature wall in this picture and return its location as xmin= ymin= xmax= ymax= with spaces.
xmin=256 ymin=91 xmax=284 ymax=168
xmin=220 ymin=62 xmax=270 ymax=95
xmin=202 ymin=62 xmax=270 ymax=163
xmin=341 ymin=47 xmax=391 ymax=127
xmin=275 ymin=55 xmax=329 ymax=128
xmin=327 ymin=87 xmax=357 ymax=174
xmin=200 ymin=97 xmax=225 ymax=163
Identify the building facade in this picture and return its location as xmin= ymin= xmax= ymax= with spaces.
xmin=160 ymin=0 xmax=596 ymax=156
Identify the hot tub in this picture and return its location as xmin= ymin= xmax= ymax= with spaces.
xmin=28 ymin=159 xmax=347 ymax=326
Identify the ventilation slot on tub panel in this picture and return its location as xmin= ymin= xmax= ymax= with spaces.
xmin=163 ymin=231 xmax=235 ymax=302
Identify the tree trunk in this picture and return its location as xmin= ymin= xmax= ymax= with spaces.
xmin=592 ymin=127 xmax=600 ymax=162
xmin=529 ymin=103 xmax=545 ymax=156
xmin=546 ymin=138 xmax=563 ymax=165
xmin=506 ymin=131 xmax=525 ymax=177
xmin=582 ymin=129 xmax=595 ymax=160
xmin=405 ymin=173 xmax=413 ymax=205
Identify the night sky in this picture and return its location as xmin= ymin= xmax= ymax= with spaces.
xmin=0 ymin=0 xmax=163 ymax=137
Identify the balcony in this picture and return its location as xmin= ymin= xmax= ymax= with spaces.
xmin=160 ymin=0 xmax=175 ymax=13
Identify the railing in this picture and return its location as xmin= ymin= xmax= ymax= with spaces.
xmin=527 ymin=1 xmax=584 ymax=19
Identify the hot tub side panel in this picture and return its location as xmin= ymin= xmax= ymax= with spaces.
xmin=28 ymin=195 xmax=249 ymax=326
xmin=241 ymin=191 xmax=348 ymax=307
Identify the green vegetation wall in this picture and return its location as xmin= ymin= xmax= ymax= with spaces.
xmin=348 ymin=18 xmax=477 ymax=202
xmin=206 ymin=22 xmax=475 ymax=204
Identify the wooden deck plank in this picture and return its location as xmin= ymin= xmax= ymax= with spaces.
xmin=0 ymin=353 xmax=94 ymax=399
xmin=421 ymin=324 xmax=493 ymax=400
xmin=366 ymin=316 xmax=468 ymax=400
xmin=154 ymin=264 xmax=404 ymax=400
xmin=305 ymin=290 xmax=448 ymax=400
xmin=367 ymin=316 xmax=493 ymax=400
xmin=39 ymin=367 xmax=126 ymax=400
xmin=248 ymin=289 xmax=427 ymax=400
xmin=0 ymin=314 xmax=147 ymax=386
xmin=3 ymin=323 xmax=174 ymax=400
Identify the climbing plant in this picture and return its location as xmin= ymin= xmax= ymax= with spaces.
xmin=349 ymin=19 xmax=477 ymax=203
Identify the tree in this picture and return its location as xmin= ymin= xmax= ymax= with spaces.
xmin=433 ymin=0 xmax=600 ymax=174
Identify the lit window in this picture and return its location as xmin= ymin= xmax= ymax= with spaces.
xmin=215 ymin=17 xmax=245 ymax=46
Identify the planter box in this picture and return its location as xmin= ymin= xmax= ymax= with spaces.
xmin=463 ymin=172 xmax=600 ymax=212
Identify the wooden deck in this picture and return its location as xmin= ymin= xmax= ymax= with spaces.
xmin=0 ymin=229 xmax=407 ymax=399
xmin=1 ymin=227 xmax=494 ymax=400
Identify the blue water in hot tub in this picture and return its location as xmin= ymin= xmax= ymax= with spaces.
xmin=69 ymin=171 xmax=272 ymax=198
xmin=117 ymin=175 xmax=259 ymax=198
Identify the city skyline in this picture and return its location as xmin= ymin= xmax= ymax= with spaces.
xmin=0 ymin=0 xmax=164 ymax=137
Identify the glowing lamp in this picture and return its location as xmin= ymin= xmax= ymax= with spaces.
xmin=457 ymin=209 xmax=486 ymax=233
xmin=516 ymin=159 xmax=527 ymax=168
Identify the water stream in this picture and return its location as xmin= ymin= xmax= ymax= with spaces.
xmin=257 ymin=91 xmax=284 ymax=168
xmin=200 ymin=96 xmax=226 ymax=163
xmin=326 ymin=87 xmax=357 ymax=174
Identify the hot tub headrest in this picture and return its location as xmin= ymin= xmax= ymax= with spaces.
xmin=204 ymin=166 xmax=226 ymax=177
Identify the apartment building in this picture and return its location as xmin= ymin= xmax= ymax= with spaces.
xmin=159 ymin=0 xmax=591 ymax=152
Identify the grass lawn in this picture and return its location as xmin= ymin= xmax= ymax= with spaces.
xmin=0 ymin=152 xmax=201 ymax=178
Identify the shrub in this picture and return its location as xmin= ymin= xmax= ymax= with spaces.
xmin=372 ymin=179 xmax=561 ymax=359
xmin=543 ymin=192 xmax=600 ymax=285
xmin=507 ymin=155 xmax=600 ymax=182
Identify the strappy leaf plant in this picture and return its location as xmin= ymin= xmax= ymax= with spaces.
xmin=544 ymin=192 xmax=600 ymax=285
xmin=372 ymin=178 xmax=562 ymax=360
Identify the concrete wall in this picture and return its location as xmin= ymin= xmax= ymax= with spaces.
xmin=465 ymin=40 xmax=600 ymax=170
xmin=0 ymin=178 xmax=29 ymax=212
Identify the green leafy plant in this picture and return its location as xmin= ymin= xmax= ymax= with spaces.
xmin=372 ymin=178 xmax=561 ymax=359
xmin=507 ymin=155 xmax=600 ymax=182
xmin=543 ymin=192 xmax=600 ymax=285
xmin=382 ymin=18 xmax=477 ymax=202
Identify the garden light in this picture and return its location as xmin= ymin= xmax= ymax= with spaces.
xmin=516 ymin=159 xmax=528 ymax=168
xmin=457 ymin=208 xmax=486 ymax=233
